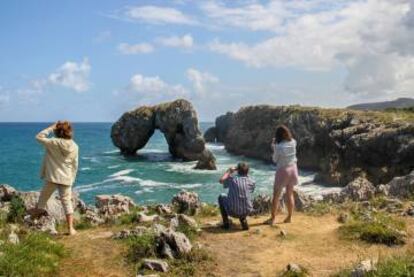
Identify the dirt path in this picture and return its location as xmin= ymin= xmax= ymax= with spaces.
xmin=58 ymin=227 xmax=133 ymax=277
xmin=199 ymin=213 xmax=414 ymax=277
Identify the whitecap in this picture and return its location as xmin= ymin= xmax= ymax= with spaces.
xmin=177 ymin=183 xmax=203 ymax=189
xmin=103 ymin=150 xmax=119 ymax=154
xmin=107 ymin=164 xmax=121 ymax=169
xmin=206 ymin=143 xmax=225 ymax=150
xmin=80 ymin=167 xmax=92 ymax=171
xmin=109 ymin=169 xmax=134 ymax=177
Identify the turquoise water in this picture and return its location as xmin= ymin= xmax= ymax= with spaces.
xmin=0 ymin=123 xmax=340 ymax=205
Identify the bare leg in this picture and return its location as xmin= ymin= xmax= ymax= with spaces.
xmin=66 ymin=214 xmax=77 ymax=235
xmin=284 ymin=185 xmax=295 ymax=223
xmin=269 ymin=186 xmax=283 ymax=225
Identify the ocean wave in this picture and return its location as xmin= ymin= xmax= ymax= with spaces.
xmin=107 ymin=164 xmax=121 ymax=169
xmin=206 ymin=143 xmax=225 ymax=150
xmin=109 ymin=169 xmax=134 ymax=177
xmin=177 ymin=183 xmax=203 ymax=189
xmin=135 ymin=188 xmax=154 ymax=195
xmin=80 ymin=167 xmax=92 ymax=171
xmin=103 ymin=150 xmax=119 ymax=154
xmin=140 ymin=148 xmax=168 ymax=154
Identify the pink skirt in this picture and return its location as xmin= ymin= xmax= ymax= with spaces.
xmin=274 ymin=163 xmax=299 ymax=189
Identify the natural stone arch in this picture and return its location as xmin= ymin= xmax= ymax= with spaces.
xmin=111 ymin=99 xmax=216 ymax=170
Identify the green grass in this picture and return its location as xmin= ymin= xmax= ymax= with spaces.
xmin=197 ymin=204 xmax=219 ymax=218
xmin=279 ymin=265 xmax=309 ymax=277
xmin=304 ymin=201 xmax=333 ymax=216
xmin=175 ymin=224 xmax=199 ymax=242
xmin=339 ymin=211 xmax=407 ymax=246
xmin=125 ymin=231 xmax=157 ymax=263
xmin=0 ymin=232 xmax=67 ymax=277
xmin=162 ymin=247 xmax=213 ymax=277
xmin=7 ymin=195 xmax=26 ymax=223
xmin=333 ymin=254 xmax=414 ymax=277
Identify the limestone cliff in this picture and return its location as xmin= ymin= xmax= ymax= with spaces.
xmin=205 ymin=105 xmax=414 ymax=185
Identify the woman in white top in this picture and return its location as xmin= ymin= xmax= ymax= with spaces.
xmin=265 ymin=125 xmax=299 ymax=225
xmin=34 ymin=121 xmax=79 ymax=235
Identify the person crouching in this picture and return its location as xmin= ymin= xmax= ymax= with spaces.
xmin=218 ymin=162 xmax=256 ymax=230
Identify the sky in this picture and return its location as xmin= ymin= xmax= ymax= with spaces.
xmin=0 ymin=0 xmax=413 ymax=122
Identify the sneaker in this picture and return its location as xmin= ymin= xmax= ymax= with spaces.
xmin=240 ymin=218 xmax=249 ymax=230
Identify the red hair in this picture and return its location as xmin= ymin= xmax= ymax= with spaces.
xmin=54 ymin=121 xmax=73 ymax=139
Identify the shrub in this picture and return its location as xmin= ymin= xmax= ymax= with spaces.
xmin=7 ymin=195 xmax=26 ymax=223
xmin=168 ymin=247 xmax=213 ymax=276
xmin=176 ymin=224 xmax=199 ymax=242
xmin=339 ymin=212 xmax=407 ymax=245
xmin=198 ymin=204 xmax=219 ymax=217
xmin=125 ymin=232 xmax=157 ymax=262
xmin=0 ymin=232 xmax=67 ymax=277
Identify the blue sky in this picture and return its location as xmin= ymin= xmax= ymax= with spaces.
xmin=0 ymin=0 xmax=413 ymax=122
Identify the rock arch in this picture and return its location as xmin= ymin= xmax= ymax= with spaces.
xmin=111 ymin=99 xmax=216 ymax=170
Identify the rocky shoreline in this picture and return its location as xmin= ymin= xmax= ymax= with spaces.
xmin=205 ymin=105 xmax=414 ymax=186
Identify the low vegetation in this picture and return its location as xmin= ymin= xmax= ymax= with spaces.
xmin=304 ymin=201 xmax=334 ymax=216
xmin=333 ymin=253 xmax=414 ymax=277
xmin=197 ymin=203 xmax=219 ymax=218
xmin=165 ymin=247 xmax=213 ymax=276
xmin=0 ymin=232 xmax=67 ymax=277
xmin=7 ymin=195 xmax=26 ymax=223
xmin=339 ymin=211 xmax=407 ymax=246
xmin=125 ymin=231 xmax=157 ymax=263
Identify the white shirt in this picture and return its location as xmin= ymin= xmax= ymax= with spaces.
xmin=271 ymin=139 xmax=297 ymax=170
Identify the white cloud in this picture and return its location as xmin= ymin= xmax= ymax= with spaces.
xmin=48 ymin=58 xmax=91 ymax=92
xmin=207 ymin=0 xmax=414 ymax=98
xmin=123 ymin=5 xmax=197 ymax=25
xmin=0 ymin=87 xmax=10 ymax=108
xmin=157 ymin=34 xmax=194 ymax=49
xmin=127 ymin=74 xmax=188 ymax=102
xmin=118 ymin=43 xmax=154 ymax=55
xmin=186 ymin=68 xmax=218 ymax=96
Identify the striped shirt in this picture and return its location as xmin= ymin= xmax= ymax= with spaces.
xmin=223 ymin=175 xmax=256 ymax=217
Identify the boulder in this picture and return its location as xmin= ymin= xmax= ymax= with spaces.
xmin=283 ymin=190 xmax=313 ymax=211
xmin=142 ymin=259 xmax=169 ymax=273
xmin=83 ymin=209 xmax=105 ymax=226
xmin=0 ymin=184 xmax=17 ymax=201
xmin=8 ymin=232 xmax=19 ymax=245
xmin=252 ymin=194 xmax=272 ymax=215
xmin=388 ymin=171 xmax=414 ymax=199
xmin=169 ymin=214 xmax=198 ymax=230
xmin=171 ymin=190 xmax=201 ymax=216
xmin=284 ymin=263 xmax=305 ymax=275
xmin=24 ymin=215 xmax=57 ymax=235
xmin=341 ymin=177 xmax=376 ymax=202
xmin=95 ymin=194 xmax=135 ymax=216
xmin=155 ymin=204 xmax=173 ymax=216
xmin=112 ymin=226 xmax=149 ymax=240
xmin=351 ymin=260 xmax=376 ymax=277
xmin=111 ymin=99 xmax=216 ymax=170
xmin=137 ymin=212 xmax=160 ymax=223
xmin=157 ymin=228 xmax=192 ymax=258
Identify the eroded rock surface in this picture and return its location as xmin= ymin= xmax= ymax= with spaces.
xmin=111 ymin=99 xmax=216 ymax=170
xmin=206 ymin=106 xmax=414 ymax=186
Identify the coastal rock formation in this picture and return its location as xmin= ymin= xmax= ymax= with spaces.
xmin=111 ymin=99 xmax=216 ymax=170
xmin=387 ymin=170 xmax=414 ymax=199
xmin=171 ymin=190 xmax=201 ymax=215
xmin=95 ymin=194 xmax=135 ymax=217
xmin=206 ymin=105 xmax=414 ymax=186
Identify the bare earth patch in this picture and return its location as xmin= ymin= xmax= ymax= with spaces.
xmin=199 ymin=213 xmax=414 ymax=277
xmin=58 ymin=227 xmax=134 ymax=277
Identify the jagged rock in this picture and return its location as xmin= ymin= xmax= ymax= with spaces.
xmin=8 ymin=232 xmax=19 ymax=245
xmin=142 ymin=259 xmax=169 ymax=272
xmin=112 ymin=226 xmax=148 ymax=240
xmin=283 ymin=190 xmax=313 ymax=211
xmin=171 ymin=190 xmax=201 ymax=216
xmin=340 ymin=177 xmax=376 ymax=202
xmin=0 ymin=184 xmax=17 ymax=201
xmin=18 ymin=191 xmax=79 ymax=222
xmin=157 ymin=228 xmax=192 ymax=258
xmin=170 ymin=214 xmax=198 ymax=230
xmin=351 ymin=260 xmax=376 ymax=277
xmin=155 ymin=204 xmax=172 ymax=216
xmin=159 ymin=242 xmax=175 ymax=260
xmin=24 ymin=215 xmax=57 ymax=235
xmin=209 ymin=106 xmax=414 ymax=185
xmin=137 ymin=212 xmax=160 ymax=223
xmin=83 ymin=209 xmax=105 ymax=226
xmin=252 ymin=194 xmax=272 ymax=215
xmin=152 ymin=224 xmax=167 ymax=236
xmin=111 ymin=99 xmax=216 ymax=170
xmin=95 ymin=194 xmax=135 ymax=216
xmin=388 ymin=171 xmax=414 ymax=199
xmin=203 ymin=127 xmax=217 ymax=143
xmin=376 ymin=184 xmax=390 ymax=196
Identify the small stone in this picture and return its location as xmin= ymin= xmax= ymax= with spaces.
xmin=137 ymin=212 xmax=160 ymax=223
xmin=8 ymin=232 xmax=19 ymax=245
xmin=280 ymin=230 xmax=287 ymax=237
xmin=137 ymin=275 xmax=159 ymax=277
xmin=142 ymin=259 xmax=169 ymax=272
xmin=351 ymin=260 xmax=376 ymax=277
xmin=286 ymin=263 xmax=302 ymax=273
xmin=254 ymin=229 xmax=262 ymax=235
xmin=155 ymin=204 xmax=172 ymax=215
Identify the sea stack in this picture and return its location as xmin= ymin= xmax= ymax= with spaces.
xmin=111 ymin=99 xmax=216 ymax=170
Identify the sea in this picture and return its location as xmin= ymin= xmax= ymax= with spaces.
xmin=0 ymin=123 xmax=341 ymax=205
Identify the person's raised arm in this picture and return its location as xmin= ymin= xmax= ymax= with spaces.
xmin=271 ymin=138 xmax=280 ymax=164
xmin=35 ymin=123 xmax=56 ymax=146
xmin=219 ymin=167 xmax=236 ymax=185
